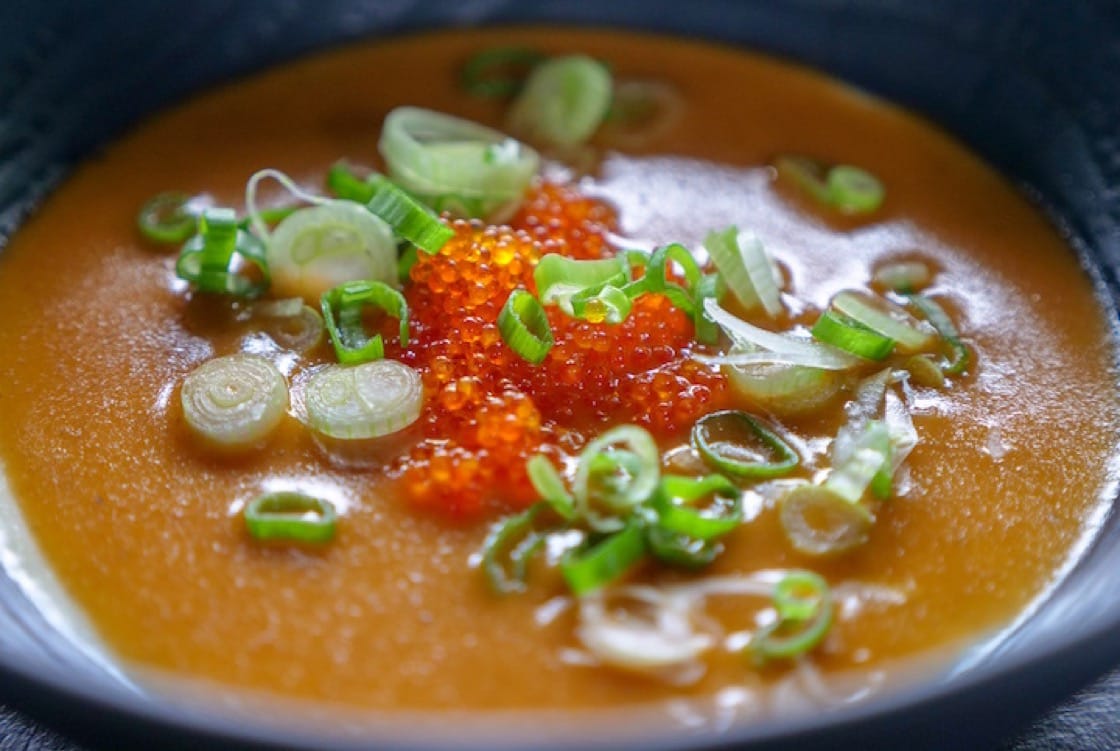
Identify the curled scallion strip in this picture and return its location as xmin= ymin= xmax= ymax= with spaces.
xmin=180 ymin=354 xmax=288 ymax=450
xmin=244 ymin=491 xmax=336 ymax=544
xmin=534 ymin=254 xmax=630 ymax=315
xmin=498 ymin=289 xmax=553 ymax=364
xmin=176 ymin=208 xmax=270 ymax=298
xmin=750 ymin=570 xmax=834 ymax=661
xmin=573 ymin=425 xmax=661 ymax=532
xmin=321 ymin=280 xmax=409 ymax=365
xmin=481 ymin=503 xmax=549 ymax=594
xmin=644 ymin=243 xmax=702 ymax=316
xmin=507 ymin=54 xmax=613 ymax=147
xmin=304 ymin=360 xmax=423 ymax=440
xmin=908 ymin=293 xmax=971 ymax=375
xmin=691 ymin=410 xmax=799 ymax=479
xmin=526 ymin=454 xmax=576 ymax=520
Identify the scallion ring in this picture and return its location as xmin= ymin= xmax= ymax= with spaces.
xmin=481 ymin=503 xmax=549 ymax=594
xmin=137 ymin=191 xmax=202 ymax=244
xmin=691 ymin=410 xmax=799 ymax=479
xmin=498 ymin=289 xmax=553 ymax=364
xmin=561 ymin=519 xmax=647 ymax=596
xmin=176 ymin=208 xmax=270 ymax=298
xmin=364 ymin=174 xmax=455 ymax=253
xmin=572 ymin=425 xmax=660 ymax=531
xmin=304 ymin=360 xmax=423 ymax=440
xmin=702 ymin=226 xmax=782 ymax=318
xmin=750 ymin=570 xmax=834 ymax=661
xmin=775 ymin=156 xmax=884 ymax=215
xmin=321 ymin=280 xmax=409 ymax=365
xmin=651 ymin=474 xmax=742 ymax=540
xmin=908 ymin=293 xmax=970 ymax=375
xmin=811 ymin=309 xmax=896 ymax=361
xmin=645 ymin=243 xmax=702 ymax=316
xmin=777 ymin=483 xmax=872 ymax=556
xmin=506 ymin=54 xmax=613 ymax=147
xmin=526 ymin=454 xmax=576 ymax=520
xmin=831 ymin=290 xmax=935 ymax=354
xmin=244 ymin=491 xmax=337 ymax=544
xmin=534 ymin=254 xmax=630 ymax=315
xmin=251 ymin=299 xmax=325 ymax=353
xmin=180 ymin=354 xmax=288 ymax=450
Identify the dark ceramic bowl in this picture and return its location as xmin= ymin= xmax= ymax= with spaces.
xmin=1 ymin=2 xmax=1119 ymax=750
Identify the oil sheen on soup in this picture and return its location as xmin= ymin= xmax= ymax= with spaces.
xmin=0 ymin=27 xmax=1116 ymax=719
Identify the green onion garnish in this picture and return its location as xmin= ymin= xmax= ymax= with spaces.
xmin=692 ymin=272 xmax=723 ymax=345
xmin=691 ymin=410 xmax=799 ymax=479
xmin=702 ymin=226 xmax=782 ymax=318
xmin=811 ymin=309 xmax=896 ymax=360
xmin=644 ymin=525 xmax=721 ymax=569
xmin=827 ymin=419 xmax=892 ymax=502
xmin=561 ymin=519 xmax=647 ymax=596
xmin=321 ymin=280 xmax=409 ymax=365
xmin=481 ymin=503 xmax=549 ymax=594
xmin=244 ymin=491 xmax=337 ymax=544
xmin=831 ymin=290 xmax=935 ymax=353
xmin=364 ymin=174 xmax=455 ymax=254
xmin=526 ymin=454 xmax=576 ymax=520
xmin=175 ymin=207 xmax=270 ymax=298
xmin=650 ymin=474 xmax=742 ymax=541
xmin=180 ymin=354 xmax=289 ymax=451
xmin=777 ymin=483 xmax=873 ymax=556
xmin=573 ymin=425 xmax=661 ymax=531
xmin=534 ymin=253 xmax=631 ymax=315
xmin=644 ymin=243 xmax=703 ymax=316
xmin=252 ymin=299 xmax=325 ymax=353
xmin=461 ymin=47 xmax=547 ymax=98
xmin=750 ymin=570 xmax=834 ymax=662
xmin=327 ymin=161 xmax=378 ymax=203
xmin=379 ymin=106 xmax=540 ymax=222
xmin=507 ymin=54 xmax=613 ymax=147
xmin=775 ymin=155 xmax=885 ymax=215
xmin=498 ymin=289 xmax=553 ymax=364
xmin=304 ymin=360 xmax=423 ymax=440
xmin=908 ymin=293 xmax=970 ymax=375
xmin=569 ymin=283 xmax=633 ymax=324
xmin=138 ymin=191 xmax=201 ymax=244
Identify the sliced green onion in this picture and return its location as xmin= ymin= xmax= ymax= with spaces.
xmin=723 ymin=359 xmax=845 ymax=417
xmin=251 ymin=299 xmax=325 ymax=353
xmin=534 ymin=254 xmax=630 ymax=315
xmin=775 ymin=156 xmax=884 ymax=215
xmin=561 ymin=519 xmax=647 ymax=596
xmin=304 ymin=360 xmax=423 ymax=440
xmin=379 ymin=106 xmax=539 ymax=222
xmin=267 ymin=200 xmax=397 ymax=302
xmin=327 ymin=161 xmax=378 ymax=203
xmin=751 ymin=570 xmax=834 ymax=661
xmin=498 ymin=289 xmax=553 ymax=364
xmin=873 ymin=260 xmax=932 ymax=293
xmin=827 ymin=421 xmax=892 ymax=502
xmin=644 ymin=526 xmax=721 ymax=569
xmin=644 ymin=243 xmax=702 ymax=316
xmin=526 ymin=454 xmax=576 ymax=520
xmin=138 ymin=191 xmax=202 ymax=244
xmin=461 ymin=47 xmax=547 ymax=98
xmin=832 ymin=290 xmax=935 ymax=354
xmin=181 ymin=354 xmax=288 ymax=450
xmin=692 ymin=272 xmax=723 ymax=345
xmin=700 ymin=298 xmax=863 ymax=371
xmin=908 ymin=294 xmax=970 ymax=375
xmin=702 ymin=226 xmax=782 ymax=317
xmin=481 ymin=503 xmax=549 ymax=594
xmin=364 ymin=174 xmax=455 ymax=253
xmin=569 ymin=284 xmax=633 ymax=324
xmin=811 ymin=310 xmax=895 ymax=360
xmin=651 ymin=474 xmax=741 ymax=541
xmin=321 ymin=280 xmax=409 ymax=365
xmin=244 ymin=491 xmax=336 ymax=544
xmin=778 ymin=483 xmax=872 ymax=556
xmin=397 ymin=244 xmax=419 ymax=283
xmin=691 ymin=410 xmax=799 ymax=479
xmin=176 ymin=208 xmax=270 ymax=298
xmin=244 ymin=168 xmax=331 ymax=243
xmin=507 ymin=54 xmax=613 ymax=147
xmin=573 ymin=425 xmax=661 ymax=532
xmin=903 ymin=353 xmax=946 ymax=388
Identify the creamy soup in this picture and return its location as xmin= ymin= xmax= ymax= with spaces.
xmin=0 ymin=27 xmax=1116 ymax=720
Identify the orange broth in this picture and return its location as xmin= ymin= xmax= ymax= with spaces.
xmin=0 ymin=27 xmax=1117 ymax=714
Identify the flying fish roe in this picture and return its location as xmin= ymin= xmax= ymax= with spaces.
xmin=385 ymin=182 xmax=730 ymax=518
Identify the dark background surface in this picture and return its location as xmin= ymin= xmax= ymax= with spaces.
xmin=1 ymin=2 xmax=1120 ymax=751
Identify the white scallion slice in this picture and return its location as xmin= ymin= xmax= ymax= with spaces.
xmin=778 ymin=483 xmax=873 ymax=556
xmin=831 ymin=290 xmax=936 ymax=354
xmin=379 ymin=107 xmax=540 ymax=221
xmin=699 ymin=298 xmax=862 ymax=371
xmin=267 ymin=201 xmax=397 ymax=302
xmin=703 ymin=227 xmax=783 ymax=317
xmin=251 ymin=299 xmax=325 ymax=353
xmin=181 ymin=354 xmax=288 ymax=450
xmin=872 ymin=261 xmax=932 ymax=293
xmin=506 ymin=55 xmax=613 ymax=148
xmin=304 ymin=360 xmax=422 ymax=440
xmin=724 ymin=359 xmax=846 ymax=417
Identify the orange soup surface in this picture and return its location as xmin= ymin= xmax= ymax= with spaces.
xmin=0 ymin=27 xmax=1117 ymax=721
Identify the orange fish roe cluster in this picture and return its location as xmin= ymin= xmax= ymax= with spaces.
xmin=385 ymin=182 xmax=730 ymax=519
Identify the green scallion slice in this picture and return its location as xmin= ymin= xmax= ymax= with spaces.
xmin=327 ymin=161 xmax=378 ymax=203
xmin=645 ymin=243 xmax=702 ymax=316
xmin=644 ymin=526 xmax=721 ymax=569
xmin=526 ymin=454 xmax=576 ymax=520
xmin=304 ymin=360 xmax=423 ymax=440
xmin=498 ymin=289 xmax=553 ymax=364
xmin=244 ymin=491 xmax=337 ymax=544
xmin=691 ymin=410 xmax=799 ymax=479
xmin=702 ymin=226 xmax=782 ymax=317
xmin=321 ymin=280 xmax=409 ymax=365
xmin=751 ymin=570 xmax=834 ymax=661
xmin=461 ymin=47 xmax=547 ymax=98
xmin=507 ymin=54 xmax=613 ymax=147
xmin=651 ymin=474 xmax=742 ymax=541
xmin=176 ymin=208 xmax=270 ymax=298
xmin=572 ymin=425 xmax=661 ymax=531
xmin=908 ymin=293 xmax=971 ymax=375
xmin=138 ymin=191 xmax=201 ymax=244
xmin=534 ymin=254 xmax=631 ymax=315
xmin=831 ymin=290 xmax=935 ymax=354
xmin=811 ymin=309 xmax=896 ymax=360
xmin=569 ymin=284 xmax=633 ymax=324
xmin=481 ymin=503 xmax=549 ymax=594
xmin=776 ymin=155 xmax=885 ymax=215
xmin=777 ymin=483 xmax=873 ymax=556
xmin=364 ymin=174 xmax=455 ymax=254
xmin=561 ymin=519 xmax=647 ymax=596
xmin=692 ymin=272 xmax=723 ymax=345
xmin=181 ymin=354 xmax=289 ymax=451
